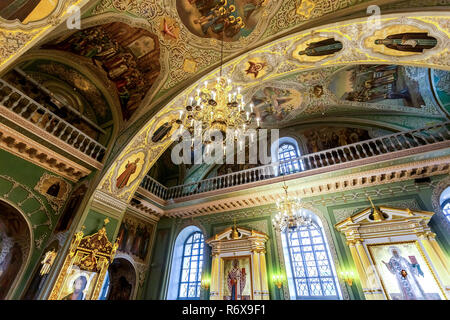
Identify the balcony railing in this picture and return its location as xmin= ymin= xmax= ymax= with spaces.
xmin=0 ymin=79 xmax=106 ymax=162
xmin=140 ymin=121 xmax=450 ymax=201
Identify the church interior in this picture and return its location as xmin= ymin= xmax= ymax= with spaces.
xmin=0 ymin=0 xmax=449 ymax=302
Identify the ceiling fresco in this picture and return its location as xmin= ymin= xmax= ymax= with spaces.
xmin=43 ymin=21 xmax=161 ymax=120
xmin=176 ymin=0 xmax=269 ymax=42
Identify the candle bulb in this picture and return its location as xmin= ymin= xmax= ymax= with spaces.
xmin=256 ymin=118 xmax=260 ymax=127
xmin=246 ymin=112 xmax=249 ymax=120
xmin=196 ymin=89 xmax=200 ymax=96
xmin=204 ymin=81 xmax=208 ymax=88
xmin=189 ymin=97 xmax=193 ymax=105
xmin=228 ymin=93 xmax=231 ymax=102
xmin=179 ymin=111 xmax=183 ymax=119
xmin=237 ymin=87 xmax=241 ymax=94
xmin=211 ymin=91 xmax=216 ymax=100
xmin=250 ymin=103 xmax=254 ymax=113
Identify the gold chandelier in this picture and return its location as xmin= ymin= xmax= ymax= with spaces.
xmin=183 ymin=29 xmax=260 ymax=148
xmin=184 ymin=77 xmax=259 ymax=141
xmin=272 ymin=183 xmax=312 ymax=232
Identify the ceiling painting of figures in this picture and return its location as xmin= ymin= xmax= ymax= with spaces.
xmin=176 ymin=0 xmax=269 ymax=42
xmin=328 ymin=65 xmax=427 ymax=109
xmin=44 ymin=22 xmax=161 ymax=121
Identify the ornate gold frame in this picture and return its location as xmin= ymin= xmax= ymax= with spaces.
xmin=367 ymin=240 xmax=447 ymax=300
xmin=49 ymin=222 xmax=119 ymax=300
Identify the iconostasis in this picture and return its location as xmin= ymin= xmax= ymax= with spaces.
xmin=336 ymin=206 xmax=449 ymax=300
xmin=206 ymin=225 xmax=269 ymax=300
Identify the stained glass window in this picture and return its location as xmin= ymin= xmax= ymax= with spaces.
xmin=442 ymin=199 xmax=450 ymax=223
xmin=177 ymin=231 xmax=204 ymax=299
xmin=284 ymin=222 xmax=339 ymax=299
xmin=278 ymin=143 xmax=302 ymax=175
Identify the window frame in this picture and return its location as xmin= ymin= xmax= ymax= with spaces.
xmin=283 ymin=222 xmax=340 ymax=300
xmin=177 ymin=231 xmax=204 ymax=300
xmin=278 ymin=142 xmax=302 ymax=175
xmin=441 ymin=198 xmax=450 ymax=223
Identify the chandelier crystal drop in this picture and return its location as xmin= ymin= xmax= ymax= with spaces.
xmin=184 ymin=76 xmax=260 ymax=146
xmin=272 ymin=183 xmax=312 ymax=232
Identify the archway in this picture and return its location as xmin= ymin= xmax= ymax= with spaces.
xmin=0 ymin=200 xmax=32 ymax=299
xmin=104 ymin=258 xmax=137 ymax=300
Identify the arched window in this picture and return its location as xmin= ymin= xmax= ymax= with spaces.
xmin=278 ymin=143 xmax=302 ymax=175
xmin=281 ymin=213 xmax=341 ymax=300
xmin=440 ymin=186 xmax=450 ymax=223
xmin=178 ymin=231 xmax=204 ymax=299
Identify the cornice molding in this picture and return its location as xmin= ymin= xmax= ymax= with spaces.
xmin=90 ymin=189 xmax=127 ymax=220
xmin=134 ymin=155 xmax=449 ymax=219
xmin=0 ymin=122 xmax=91 ymax=182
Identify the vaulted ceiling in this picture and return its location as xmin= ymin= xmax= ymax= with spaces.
xmin=1 ymin=0 xmax=449 ymax=174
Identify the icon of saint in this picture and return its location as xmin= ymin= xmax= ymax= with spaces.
xmin=382 ymin=246 xmax=426 ymax=300
xmin=62 ymin=275 xmax=87 ymax=300
xmin=116 ymin=158 xmax=140 ymax=189
xmin=227 ymin=259 xmax=246 ymax=300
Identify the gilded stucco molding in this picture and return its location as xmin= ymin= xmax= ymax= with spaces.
xmin=0 ymin=0 xmax=91 ymax=72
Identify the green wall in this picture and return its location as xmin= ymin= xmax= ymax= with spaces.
xmin=0 ymin=149 xmax=74 ymax=299
xmin=143 ymin=175 xmax=449 ymax=300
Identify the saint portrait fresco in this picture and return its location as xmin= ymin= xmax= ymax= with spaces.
xmin=368 ymin=242 xmax=446 ymax=300
xmin=115 ymin=152 xmax=145 ymax=190
xmin=251 ymin=86 xmax=303 ymax=124
xmin=329 ymin=64 xmax=426 ymax=108
xmin=302 ymin=127 xmax=371 ymax=153
xmin=44 ymin=22 xmax=161 ymax=120
xmin=374 ymin=32 xmax=437 ymax=53
xmin=116 ymin=217 xmax=153 ymax=262
xmin=298 ymin=38 xmax=342 ymax=57
xmin=34 ymin=173 xmax=71 ymax=212
xmin=222 ymin=256 xmax=252 ymax=300
xmin=176 ymin=0 xmax=268 ymax=42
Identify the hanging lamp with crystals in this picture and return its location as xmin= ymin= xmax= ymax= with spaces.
xmin=183 ymin=24 xmax=260 ymax=150
xmin=272 ymin=182 xmax=312 ymax=232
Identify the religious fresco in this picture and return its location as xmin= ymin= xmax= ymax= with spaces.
xmin=222 ymin=256 xmax=252 ymax=300
xmin=176 ymin=0 xmax=268 ymax=42
xmin=302 ymin=127 xmax=371 ymax=153
xmin=291 ymin=36 xmax=343 ymax=63
xmin=251 ymin=86 xmax=304 ymax=124
xmin=430 ymin=69 xmax=450 ymax=115
xmin=365 ymin=25 xmax=440 ymax=57
xmin=0 ymin=200 xmax=30 ymax=300
xmin=368 ymin=242 xmax=446 ymax=300
xmin=116 ymin=216 xmax=153 ymax=262
xmin=44 ymin=22 xmax=161 ymax=120
xmin=329 ymin=65 xmax=426 ymax=108
xmin=115 ymin=152 xmax=145 ymax=190
xmin=34 ymin=173 xmax=71 ymax=213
